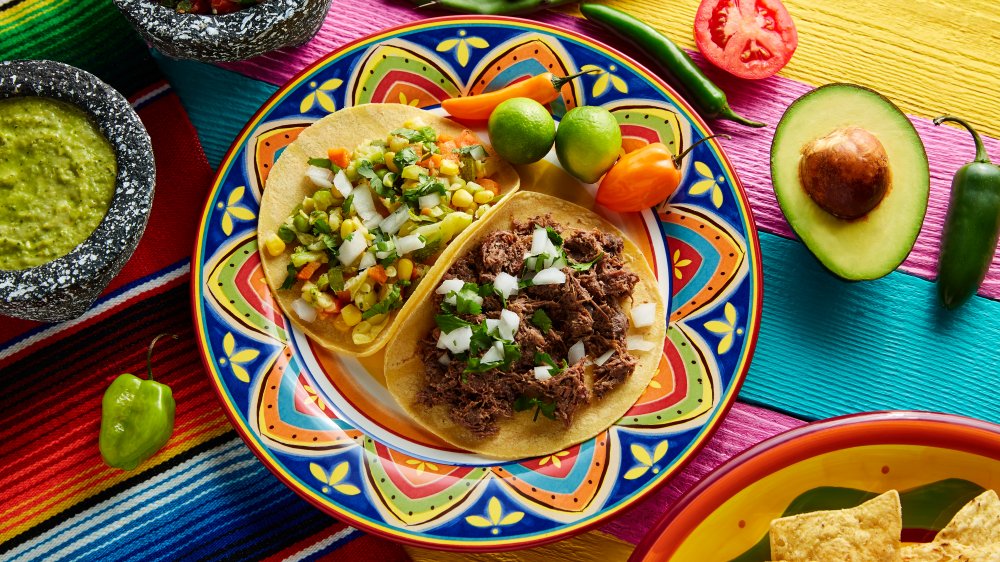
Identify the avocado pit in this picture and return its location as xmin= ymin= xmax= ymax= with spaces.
xmin=798 ymin=126 xmax=891 ymax=220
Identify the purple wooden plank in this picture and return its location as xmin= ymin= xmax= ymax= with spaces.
xmin=597 ymin=402 xmax=805 ymax=545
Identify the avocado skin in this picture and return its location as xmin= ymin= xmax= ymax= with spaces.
xmin=770 ymin=83 xmax=929 ymax=281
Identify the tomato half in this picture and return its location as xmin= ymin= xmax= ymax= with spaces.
xmin=694 ymin=0 xmax=798 ymax=80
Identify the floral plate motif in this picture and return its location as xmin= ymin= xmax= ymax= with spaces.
xmin=192 ymin=16 xmax=762 ymax=550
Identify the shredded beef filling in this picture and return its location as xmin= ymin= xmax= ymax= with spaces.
xmin=417 ymin=215 xmax=642 ymax=439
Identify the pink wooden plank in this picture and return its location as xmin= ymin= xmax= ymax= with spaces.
xmin=596 ymin=402 xmax=805 ymax=545
xmin=221 ymin=2 xmax=1000 ymax=297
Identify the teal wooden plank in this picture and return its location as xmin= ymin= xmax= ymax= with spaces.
xmin=152 ymin=53 xmax=278 ymax=169
xmin=741 ymin=231 xmax=1000 ymax=423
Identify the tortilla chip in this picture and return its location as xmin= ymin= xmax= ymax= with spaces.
xmin=901 ymin=540 xmax=1000 ymax=561
xmin=257 ymin=104 xmax=519 ymax=356
xmin=383 ymin=192 xmax=667 ymax=459
xmin=934 ymin=490 xmax=1000 ymax=546
xmin=769 ymin=490 xmax=902 ymax=562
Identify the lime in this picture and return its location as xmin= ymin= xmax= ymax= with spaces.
xmin=555 ymin=106 xmax=622 ymax=183
xmin=487 ymin=98 xmax=556 ymax=165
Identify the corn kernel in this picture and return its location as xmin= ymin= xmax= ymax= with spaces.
xmin=264 ymin=234 xmax=286 ymax=256
xmin=340 ymin=217 xmax=357 ymax=238
xmin=402 ymin=164 xmax=426 ymax=180
xmin=451 ymin=188 xmax=474 ymax=208
xmin=466 ymin=181 xmax=483 ymax=193
xmin=315 ymin=292 xmax=334 ymax=310
xmin=341 ymin=304 xmax=362 ymax=327
xmin=475 ymin=204 xmax=491 ymax=219
xmin=474 ymin=189 xmax=495 ymax=204
xmin=449 ymin=178 xmax=466 ymax=191
xmin=397 ymin=258 xmax=414 ymax=281
xmin=385 ymin=265 xmax=397 ymax=278
xmin=438 ymin=159 xmax=459 ymax=176
xmin=389 ymin=135 xmax=410 ymax=152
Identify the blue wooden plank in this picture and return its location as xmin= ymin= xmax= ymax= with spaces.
xmin=741 ymin=231 xmax=1000 ymax=422
xmin=152 ymin=53 xmax=278 ymax=169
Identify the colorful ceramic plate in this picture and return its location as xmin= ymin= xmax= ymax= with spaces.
xmin=192 ymin=16 xmax=762 ymax=550
xmin=630 ymin=411 xmax=1000 ymax=561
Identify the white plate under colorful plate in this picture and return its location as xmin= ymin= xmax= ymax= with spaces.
xmin=192 ymin=16 xmax=761 ymax=550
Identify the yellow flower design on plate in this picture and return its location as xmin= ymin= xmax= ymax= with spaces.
xmin=436 ymin=30 xmax=488 ymax=67
xmin=310 ymin=461 xmax=361 ymax=496
xmin=580 ymin=64 xmax=628 ymax=98
xmin=303 ymin=384 xmax=326 ymax=411
xmin=404 ymin=458 xmax=439 ymax=474
xmin=673 ymin=249 xmax=693 ymax=280
xmin=623 ymin=441 xmax=669 ymax=480
xmin=538 ymin=450 xmax=570 ymax=468
xmin=688 ymin=160 xmax=726 ymax=208
xmin=300 ymin=78 xmax=343 ymax=114
xmin=398 ymin=92 xmax=420 ymax=107
xmin=216 ymin=186 xmax=256 ymax=236
xmin=704 ymin=302 xmax=743 ymax=355
xmin=465 ymin=497 xmax=524 ymax=535
xmin=219 ymin=332 xmax=259 ymax=383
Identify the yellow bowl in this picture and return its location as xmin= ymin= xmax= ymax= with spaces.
xmin=631 ymin=411 xmax=1000 ymax=561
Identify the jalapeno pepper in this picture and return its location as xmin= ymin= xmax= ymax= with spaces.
xmin=580 ymin=3 xmax=765 ymax=128
xmin=596 ymin=134 xmax=729 ymax=212
xmin=934 ymin=116 xmax=1000 ymax=309
xmin=441 ymin=70 xmax=595 ymax=121
xmin=99 ymin=334 xmax=179 ymax=470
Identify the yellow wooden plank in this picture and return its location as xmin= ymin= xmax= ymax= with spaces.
xmin=565 ymin=0 xmax=1000 ymax=139
xmin=404 ymin=530 xmax=634 ymax=562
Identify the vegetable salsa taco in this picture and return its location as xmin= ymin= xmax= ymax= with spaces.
xmin=258 ymin=104 xmax=519 ymax=356
xmin=384 ymin=192 xmax=666 ymax=459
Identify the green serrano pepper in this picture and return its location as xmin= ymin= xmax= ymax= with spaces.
xmin=934 ymin=115 xmax=1000 ymax=309
xmin=412 ymin=0 xmax=577 ymax=15
xmin=579 ymin=3 xmax=765 ymax=128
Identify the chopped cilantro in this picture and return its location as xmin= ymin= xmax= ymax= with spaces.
xmin=327 ymin=266 xmax=345 ymax=292
xmin=402 ymin=175 xmax=447 ymax=206
xmin=534 ymin=351 xmax=568 ymax=374
xmin=465 ymin=341 xmax=521 ymax=373
xmin=362 ymin=284 xmax=402 ymax=320
xmin=513 ymin=395 xmax=557 ymax=422
xmin=531 ymin=309 xmax=552 ymax=332
xmin=341 ymin=193 xmax=354 ymax=214
xmin=435 ymin=314 xmax=471 ymax=333
xmin=545 ymin=226 xmax=563 ymax=247
xmin=393 ymin=147 xmax=418 ymax=171
xmin=570 ymin=252 xmax=604 ymax=271
xmin=454 ymin=283 xmax=484 ymax=315
xmin=280 ymin=264 xmax=298 ymax=290
xmin=358 ymin=162 xmax=392 ymax=199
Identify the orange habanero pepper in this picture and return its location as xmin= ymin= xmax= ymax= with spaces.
xmin=595 ymin=135 xmax=729 ymax=212
xmin=441 ymin=70 xmax=596 ymax=121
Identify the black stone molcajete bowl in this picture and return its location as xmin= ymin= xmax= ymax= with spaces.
xmin=114 ymin=0 xmax=332 ymax=62
xmin=0 ymin=60 xmax=155 ymax=323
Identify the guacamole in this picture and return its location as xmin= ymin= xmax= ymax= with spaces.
xmin=0 ymin=96 xmax=117 ymax=270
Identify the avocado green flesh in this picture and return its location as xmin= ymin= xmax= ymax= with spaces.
xmin=771 ymin=84 xmax=929 ymax=280
xmin=0 ymin=97 xmax=117 ymax=270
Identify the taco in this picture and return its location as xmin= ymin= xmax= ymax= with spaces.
xmin=258 ymin=104 xmax=519 ymax=356
xmin=384 ymin=192 xmax=667 ymax=459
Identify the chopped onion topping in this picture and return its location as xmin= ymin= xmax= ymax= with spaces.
xmin=498 ymin=309 xmax=520 ymax=341
xmin=631 ymin=302 xmax=657 ymax=328
xmin=485 ymin=318 xmax=500 ymax=336
xmin=437 ymin=278 xmax=466 ymax=305
xmin=533 ymin=366 xmax=553 ymax=381
xmin=338 ymin=233 xmax=368 ymax=266
xmin=394 ymin=233 xmax=426 ymax=256
xmin=530 ymin=227 xmax=548 ymax=256
xmin=627 ymin=336 xmax=657 ymax=351
xmin=568 ymin=340 xmax=585 ymax=365
xmin=351 ymin=184 xmax=381 ymax=228
xmin=437 ymin=326 xmax=473 ymax=354
xmin=291 ymin=298 xmax=317 ymax=323
xmin=438 ymin=354 xmax=451 ymax=366
xmin=594 ymin=348 xmax=616 ymax=366
xmin=480 ymin=341 xmax=504 ymax=364
xmin=418 ymin=192 xmax=441 ymax=209
xmin=532 ymin=267 xmax=566 ymax=286
xmin=332 ymin=169 xmax=353 ymax=198
xmin=306 ymin=165 xmax=333 ymax=189
xmin=378 ymin=205 xmax=410 ymax=236
xmin=358 ymin=251 xmax=376 ymax=271
xmin=493 ymin=271 xmax=519 ymax=299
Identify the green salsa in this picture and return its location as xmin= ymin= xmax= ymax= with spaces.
xmin=0 ymin=97 xmax=117 ymax=270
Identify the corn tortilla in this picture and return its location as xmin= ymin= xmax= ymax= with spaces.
xmin=901 ymin=540 xmax=1000 ymax=561
xmin=258 ymin=104 xmax=519 ymax=356
xmin=934 ymin=489 xmax=1000 ymax=546
xmin=383 ymin=192 xmax=667 ymax=459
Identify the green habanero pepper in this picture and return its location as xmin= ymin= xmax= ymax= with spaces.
xmin=933 ymin=116 xmax=1000 ymax=310
xmin=99 ymin=333 xmax=179 ymax=470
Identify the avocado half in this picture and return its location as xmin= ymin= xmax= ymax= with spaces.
xmin=771 ymin=83 xmax=929 ymax=280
